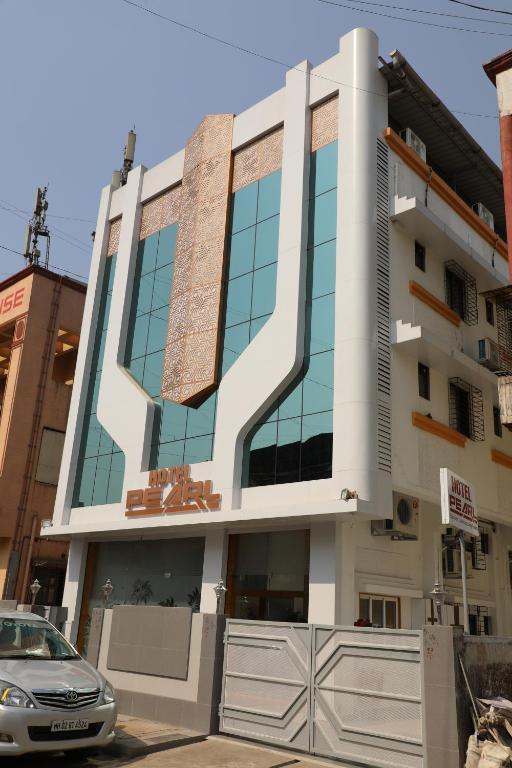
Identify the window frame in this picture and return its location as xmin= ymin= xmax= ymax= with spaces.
xmin=493 ymin=405 xmax=503 ymax=438
xmin=418 ymin=362 xmax=430 ymax=400
xmin=414 ymin=240 xmax=426 ymax=272
xmin=358 ymin=593 xmax=400 ymax=629
xmin=485 ymin=298 xmax=495 ymax=326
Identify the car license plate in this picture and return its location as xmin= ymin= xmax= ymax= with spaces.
xmin=51 ymin=719 xmax=89 ymax=732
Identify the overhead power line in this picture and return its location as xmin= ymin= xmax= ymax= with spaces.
xmin=323 ymin=0 xmax=512 ymax=25
xmin=315 ymin=0 xmax=512 ymax=36
xmin=0 ymin=203 xmax=91 ymax=254
xmin=118 ymin=0 xmax=499 ymax=119
xmin=0 ymin=197 xmax=94 ymax=224
xmin=448 ymin=0 xmax=512 ymax=16
xmin=0 ymin=243 xmax=88 ymax=281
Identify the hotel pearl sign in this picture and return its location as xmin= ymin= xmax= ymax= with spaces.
xmin=125 ymin=464 xmax=221 ymax=518
xmin=440 ymin=468 xmax=479 ymax=537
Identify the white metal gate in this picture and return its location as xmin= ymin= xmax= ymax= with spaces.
xmin=220 ymin=620 xmax=425 ymax=767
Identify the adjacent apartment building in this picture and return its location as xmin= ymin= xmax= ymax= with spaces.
xmin=0 ymin=266 xmax=85 ymax=604
xmin=47 ymin=27 xmax=512 ymax=647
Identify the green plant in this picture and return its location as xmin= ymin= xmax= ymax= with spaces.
xmin=187 ymin=586 xmax=201 ymax=612
xmin=158 ymin=597 xmax=175 ymax=607
xmin=130 ymin=579 xmax=153 ymax=605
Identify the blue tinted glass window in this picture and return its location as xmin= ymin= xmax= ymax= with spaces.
xmin=107 ymin=452 xmax=125 ymax=503
xmin=73 ymin=253 xmax=125 ymax=507
xmin=134 ymin=272 xmax=155 ymax=317
xmin=257 ymin=170 xmax=281 ymax=222
xmin=309 ymin=293 xmax=335 ymax=354
xmin=229 ymin=227 xmax=255 ymax=279
xmin=243 ymin=141 xmax=337 ymax=486
xmin=140 ymin=233 xmax=158 ymax=275
xmin=231 ymin=183 xmax=258 ymax=234
xmin=310 ymin=240 xmax=336 ymax=299
xmin=308 ymin=188 xmax=337 ymax=248
xmin=127 ymin=357 xmax=144 ymax=387
xmin=159 ymin=401 xmax=187 ymax=443
xmin=156 ymin=225 xmax=176 ymax=268
xmin=142 ymin=350 xmax=164 ymax=397
xmin=151 ymin=264 xmax=173 ymax=310
xmin=309 ymin=141 xmax=337 ymax=198
xmin=252 ymin=263 xmax=277 ymax=319
xmin=254 ymin=215 xmax=279 ymax=269
xmin=222 ymin=323 xmax=250 ymax=374
xmin=225 ymin=273 xmax=252 ymax=328
xmin=127 ymin=314 xmax=150 ymax=360
xmin=249 ymin=314 xmax=270 ymax=340
xmin=76 ymin=457 xmax=97 ymax=507
xmin=186 ymin=394 xmax=216 ymax=438
xmin=146 ymin=309 xmax=168 ymax=355
xmin=155 ymin=440 xmax=185 ymax=468
xmin=184 ymin=435 xmax=214 ymax=465
xmin=302 ymin=351 xmax=334 ymax=415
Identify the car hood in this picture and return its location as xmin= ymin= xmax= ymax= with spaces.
xmin=0 ymin=658 xmax=104 ymax=693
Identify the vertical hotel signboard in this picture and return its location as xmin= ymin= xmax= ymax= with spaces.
xmin=440 ymin=468 xmax=479 ymax=537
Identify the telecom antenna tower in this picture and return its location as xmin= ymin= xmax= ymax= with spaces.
xmin=113 ymin=129 xmax=136 ymax=187
xmin=23 ymin=186 xmax=50 ymax=268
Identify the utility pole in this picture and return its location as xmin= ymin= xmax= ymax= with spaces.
xmin=23 ymin=186 xmax=50 ymax=269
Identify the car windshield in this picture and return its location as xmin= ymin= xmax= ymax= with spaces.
xmin=0 ymin=618 xmax=79 ymax=660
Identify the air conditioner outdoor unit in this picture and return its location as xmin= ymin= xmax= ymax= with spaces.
xmin=400 ymin=127 xmax=427 ymax=163
xmin=371 ymin=493 xmax=419 ymax=541
xmin=473 ymin=202 xmax=495 ymax=231
xmin=478 ymin=337 xmax=500 ymax=371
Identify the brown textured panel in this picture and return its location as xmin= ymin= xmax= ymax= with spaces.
xmin=140 ymin=186 xmax=181 ymax=240
xmin=311 ymin=95 xmax=339 ymax=152
xmin=162 ymin=114 xmax=234 ymax=406
xmin=232 ymin=127 xmax=283 ymax=192
xmin=107 ymin=217 xmax=121 ymax=256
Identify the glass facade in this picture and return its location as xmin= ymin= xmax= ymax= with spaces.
xmin=243 ymin=140 xmax=337 ymax=487
xmin=221 ymin=170 xmax=281 ymax=374
xmin=123 ymin=224 xmax=218 ymax=468
xmin=73 ymin=255 xmax=125 ymax=507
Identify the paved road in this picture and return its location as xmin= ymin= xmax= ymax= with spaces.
xmin=0 ymin=736 xmax=348 ymax=768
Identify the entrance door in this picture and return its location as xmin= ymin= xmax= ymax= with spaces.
xmin=225 ymin=530 xmax=309 ymax=622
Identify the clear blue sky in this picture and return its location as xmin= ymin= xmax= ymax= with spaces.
xmin=0 ymin=0 xmax=509 ymax=283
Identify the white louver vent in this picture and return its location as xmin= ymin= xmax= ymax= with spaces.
xmin=376 ymin=138 xmax=391 ymax=474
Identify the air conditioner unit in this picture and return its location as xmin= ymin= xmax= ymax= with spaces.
xmin=400 ymin=128 xmax=427 ymax=163
xmin=478 ymin=337 xmax=500 ymax=371
xmin=371 ymin=493 xmax=419 ymax=541
xmin=443 ymin=546 xmax=473 ymax=579
xmin=473 ymin=202 xmax=495 ymax=231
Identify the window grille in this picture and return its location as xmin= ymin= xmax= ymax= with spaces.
xmin=495 ymin=294 xmax=512 ymax=374
xmin=469 ymin=605 xmax=491 ymax=636
xmin=448 ymin=377 xmax=484 ymax=441
xmin=444 ymin=260 xmax=478 ymax=325
xmin=472 ymin=535 xmax=487 ymax=571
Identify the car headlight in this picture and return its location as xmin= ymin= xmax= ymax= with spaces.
xmin=102 ymin=682 xmax=115 ymax=704
xmin=0 ymin=683 xmax=34 ymax=709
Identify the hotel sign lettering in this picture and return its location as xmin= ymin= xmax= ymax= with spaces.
xmin=440 ymin=467 xmax=479 ymax=537
xmin=125 ymin=464 xmax=221 ymax=518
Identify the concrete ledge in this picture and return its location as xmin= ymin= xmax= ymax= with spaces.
xmin=106 ymin=715 xmax=206 ymax=757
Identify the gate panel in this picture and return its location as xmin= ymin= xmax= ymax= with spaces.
xmin=311 ymin=626 xmax=424 ymax=767
xmin=219 ymin=620 xmax=311 ymax=751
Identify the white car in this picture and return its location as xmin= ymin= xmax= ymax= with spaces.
xmin=0 ymin=611 xmax=116 ymax=755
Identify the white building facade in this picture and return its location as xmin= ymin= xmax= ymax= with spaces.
xmin=48 ymin=28 xmax=512 ymax=648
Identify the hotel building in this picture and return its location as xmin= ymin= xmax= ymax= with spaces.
xmin=48 ymin=28 xmax=512 ymax=647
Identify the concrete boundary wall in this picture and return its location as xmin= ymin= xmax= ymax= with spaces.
xmin=88 ymin=606 xmax=225 ymax=734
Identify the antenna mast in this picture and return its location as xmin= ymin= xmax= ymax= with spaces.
xmin=115 ymin=129 xmax=136 ymax=187
xmin=23 ymin=186 xmax=50 ymax=269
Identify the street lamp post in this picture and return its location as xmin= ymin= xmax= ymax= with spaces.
xmin=430 ymin=580 xmax=448 ymax=626
xmin=100 ymin=578 xmax=114 ymax=608
xmin=213 ymin=580 xmax=227 ymax=614
xmin=29 ymin=578 xmax=41 ymax=604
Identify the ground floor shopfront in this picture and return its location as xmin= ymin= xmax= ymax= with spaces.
xmin=61 ymin=494 xmax=512 ymax=653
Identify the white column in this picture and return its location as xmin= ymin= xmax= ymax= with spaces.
xmin=213 ymin=61 xmax=311 ymax=510
xmin=97 ymin=165 xmax=156 ymax=484
xmin=309 ymin=522 xmax=337 ymax=624
xmin=61 ymin=538 xmax=88 ymax=643
xmin=332 ymin=28 xmax=385 ymax=503
xmin=200 ymin=529 xmax=228 ymax=614
xmin=337 ymin=520 xmax=356 ymax=625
